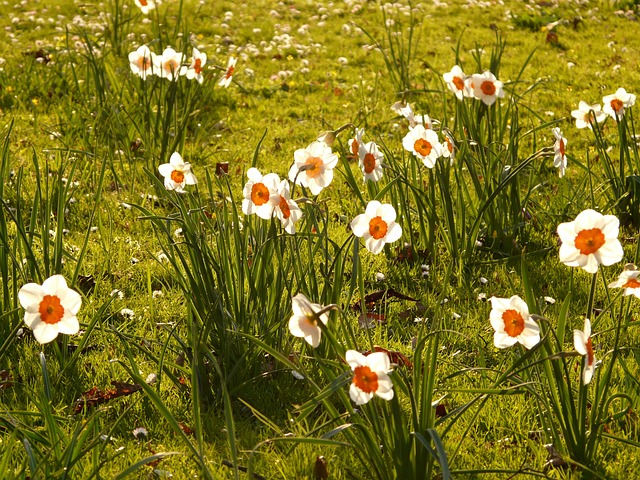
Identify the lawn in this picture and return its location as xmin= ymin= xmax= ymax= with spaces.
xmin=1 ymin=0 xmax=640 ymax=478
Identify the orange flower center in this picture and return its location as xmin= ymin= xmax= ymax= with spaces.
xmin=194 ymin=58 xmax=202 ymax=75
xmin=303 ymin=156 xmax=324 ymax=179
xmin=39 ymin=295 xmax=65 ymax=325
xmin=163 ymin=58 xmax=180 ymax=75
xmin=363 ymin=153 xmax=376 ymax=174
xmin=585 ymin=337 xmax=594 ymax=366
xmin=136 ymin=55 xmax=151 ymax=70
xmin=610 ymin=98 xmax=624 ymax=113
xmin=574 ymin=228 xmax=605 ymax=255
xmin=480 ymin=80 xmax=496 ymax=96
xmin=278 ymin=195 xmax=291 ymax=219
xmin=452 ymin=76 xmax=465 ymax=91
xmin=559 ymin=138 xmax=565 ymax=156
xmin=171 ymin=170 xmax=185 ymax=184
xmin=369 ymin=216 xmax=388 ymax=240
xmin=414 ymin=139 xmax=432 ymax=157
xmin=251 ymin=182 xmax=270 ymax=206
xmin=622 ymin=278 xmax=640 ymax=289
xmin=226 ymin=65 xmax=235 ymax=79
xmin=140 ymin=0 xmax=148 ymax=5
xmin=502 ymin=309 xmax=525 ymax=337
xmin=351 ymin=139 xmax=359 ymax=157
xmin=446 ymin=137 xmax=453 ymax=154
xmin=353 ymin=365 xmax=378 ymax=394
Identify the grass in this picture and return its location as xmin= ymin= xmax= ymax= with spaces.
xmin=2 ymin=0 xmax=640 ymax=478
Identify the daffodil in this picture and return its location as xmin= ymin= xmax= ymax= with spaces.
xmin=346 ymin=350 xmax=394 ymax=405
xmin=489 ymin=295 xmax=540 ymax=349
xmin=557 ymin=209 xmax=623 ymax=273
xmin=158 ymin=152 xmax=197 ymax=193
xmin=288 ymin=293 xmax=329 ymax=348
xmin=573 ymin=318 xmax=596 ymax=385
xmin=18 ymin=275 xmax=82 ymax=344
xmin=288 ymin=141 xmax=339 ymax=195
xmin=241 ymin=168 xmax=280 ymax=219
xmin=350 ymin=201 xmax=402 ymax=254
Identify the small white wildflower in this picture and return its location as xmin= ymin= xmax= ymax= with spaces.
xmin=152 ymin=290 xmax=163 ymax=298
xmin=146 ymin=373 xmax=157 ymax=384
xmin=174 ymin=228 xmax=183 ymax=238
xmin=478 ymin=293 xmax=487 ymax=301
xmin=375 ymin=272 xmax=386 ymax=282
xmin=120 ymin=308 xmax=135 ymax=319
xmin=110 ymin=289 xmax=124 ymax=299
xmin=291 ymin=370 xmax=305 ymax=380
xmin=132 ymin=427 xmax=148 ymax=439
xmin=544 ymin=296 xmax=556 ymax=305
xmin=131 ymin=257 xmax=140 ymax=265
xmin=479 ymin=277 xmax=488 ymax=284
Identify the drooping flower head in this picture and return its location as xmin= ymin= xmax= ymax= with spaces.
xmin=18 ymin=275 xmax=82 ymax=344
xmin=128 ymin=45 xmax=155 ymax=80
xmin=155 ymin=47 xmax=185 ymax=81
xmin=288 ymin=141 xmax=339 ymax=195
xmin=573 ymin=318 xmax=596 ymax=385
xmin=358 ymin=141 xmax=384 ymax=182
xmin=443 ymin=65 xmax=472 ymax=100
xmin=183 ymin=47 xmax=207 ymax=84
xmin=219 ymin=57 xmax=237 ymax=88
xmin=557 ymin=209 xmax=623 ymax=274
xmin=350 ymin=201 xmax=402 ymax=254
xmin=288 ymin=293 xmax=329 ymax=348
xmin=470 ymin=71 xmax=505 ymax=106
xmin=390 ymin=102 xmax=432 ymax=128
xmin=602 ymin=87 xmax=636 ymax=120
xmin=348 ymin=127 xmax=365 ymax=159
xmin=441 ymin=130 xmax=456 ymax=165
xmin=402 ymin=124 xmax=443 ymax=168
xmin=274 ymin=179 xmax=303 ymax=234
xmin=552 ymin=127 xmax=568 ymax=178
xmin=608 ymin=264 xmax=640 ymax=298
xmin=489 ymin=295 xmax=540 ymax=349
xmin=571 ymin=101 xmax=606 ymax=129
xmin=158 ymin=152 xmax=198 ymax=193
xmin=345 ymin=350 xmax=394 ymax=405
xmin=241 ymin=168 xmax=280 ymax=220
xmin=134 ymin=0 xmax=155 ymax=14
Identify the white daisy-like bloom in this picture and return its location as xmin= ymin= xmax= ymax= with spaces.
xmin=183 ymin=47 xmax=206 ymax=84
xmin=158 ymin=152 xmax=197 ymax=193
xmin=241 ymin=168 xmax=280 ymax=220
xmin=348 ymin=127 xmax=365 ymax=160
xmin=358 ymin=141 xmax=384 ymax=182
xmin=602 ymin=87 xmax=636 ymax=120
xmin=470 ymin=71 xmax=505 ymax=106
xmin=345 ymin=350 xmax=394 ymax=405
xmin=288 ymin=293 xmax=329 ymax=348
xmin=402 ymin=124 xmax=443 ymax=168
xmin=441 ymin=130 xmax=456 ymax=165
xmin=571 ymin=101 xmax=606 ymax=129
xmin=274 ymin=179 xmax=303 ymax=234
xmin=573 ymin=318 xmax=596 ymax=385
xmin=443 ymin=65 xmax=472 ymax=100
xmin=134 ymin=0 xmax=155 ymax=14
xmin=557 ymin=209 xmax=623 ymax=274
xmin=128 ymin=45 xmax=156 ymax=80
xmin=350 ymin=201 xmax=402 ymax=254
xmin=552 ymin=127 xmax=567 ymax=178
xmin=489 ymin=295 xmax=540 ymax=350
xmin=219 ymin=57 xmax=237 ymax=88
xmin=608 ymin=265 xmax=640 ymax=298
xmin=288 ymin=141 xmax=339 ymax=195
xmin=18 ymin=275 xmax=82 ymax=344
xmin=155 ymin=47 xmax=185 ymax=81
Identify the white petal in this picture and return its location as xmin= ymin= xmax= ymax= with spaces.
xmin=32 ymin=322 xmax=60 ymax=344
xmin=41 ymin=275 xmax=68 ymax=298
xmin=345 ymin=350 xmax=367 ymax=370
xmin=494 ymin=331 xmax=518 ymax=349
xmin=349 ymin=383 xmax=373 ymax=405
xmin=385 ymin=223 xmax=402 ymax=244
xmin=169 ymin=152 xmax=184 ymax=168
xmin=57 ymin=315 xmax=80 ymax=335
xmin=366 ymin=352 xmax=391 ymax=373
xmin=62 ymin=289 xmax=82 ymax=315
xmin=18 ymin=283 xmax=43 ymax=309
xmin=350 ymin=214 xmax=369 ymax=237
xmin=366 ymin=237 xmax=386 ymax=254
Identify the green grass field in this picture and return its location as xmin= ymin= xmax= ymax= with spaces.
xmin=1 ymin=0 xmax=640 ymax=478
